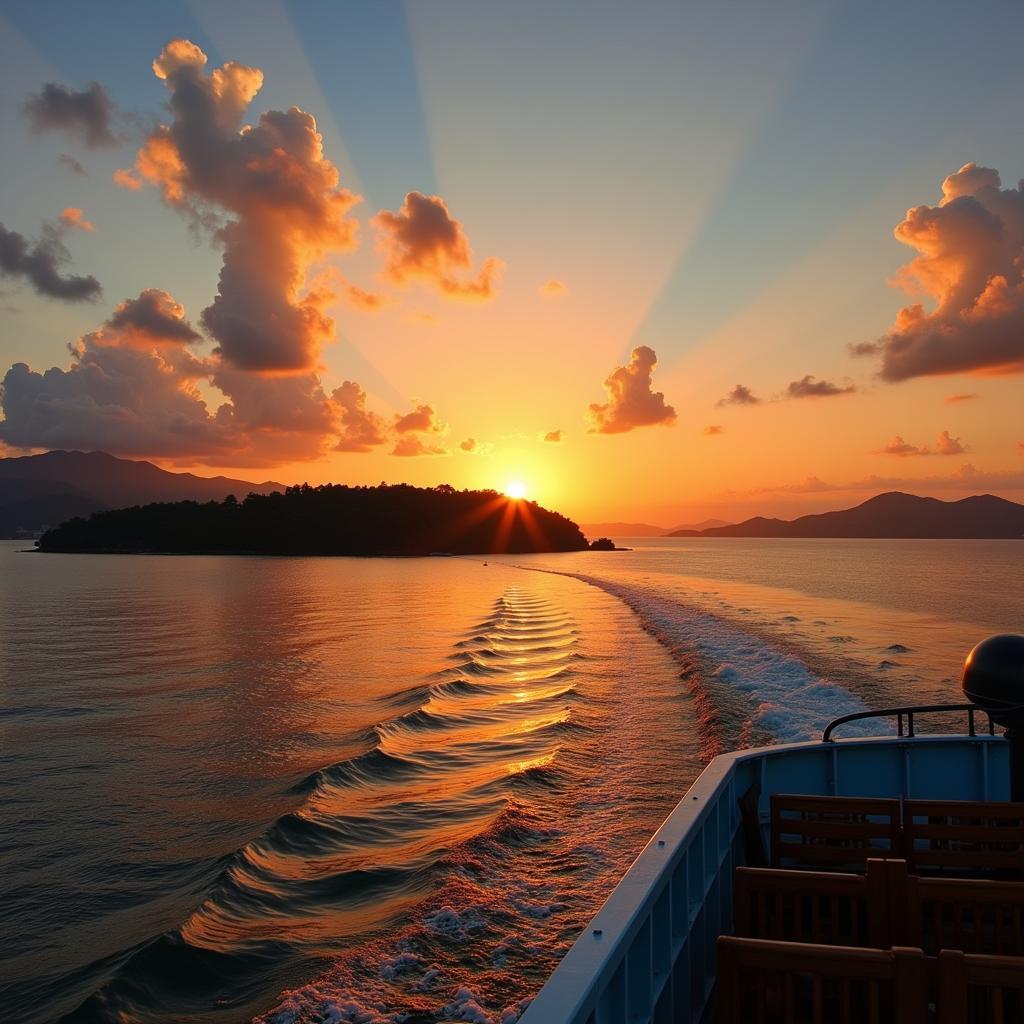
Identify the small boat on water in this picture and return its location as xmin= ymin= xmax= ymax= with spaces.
xmin=520 ymin=634 xmax=1024 ymax=1023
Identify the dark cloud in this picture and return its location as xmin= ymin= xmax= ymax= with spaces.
xmin=716 ymin=383 xmax=760 ymax=407
xmin=332 ymin=381 xmax=387 ymax=453
xmin=135 ymin=39 xmax=360 ymax=372
xmin=588 ymin=345 xmax=676 ymax=434
xmin=107 ymin=289 xmax=201 ymax=343
xmin=785 ymin=375 xmax=855 ymax=399
xmin=24 ymin=81 xmax=116 ymax=147
xmin=58 ymin=154 xmax=87 ymax=176
xmin=860 ymin=163 xmax=1024 ymax=380
xmin=0 ymin=221 xmax=101 ymax=302
xmin=373 ymin=191 xmax=503 ymax=300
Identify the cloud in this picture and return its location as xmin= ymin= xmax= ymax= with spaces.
xmin=945 ymin=392 xmax=980 ymax=403
xmin=874 ymin=429 xmax=968 ymax=457
xmin=540 ymin=278 xmax=567 ymax=297
xmin=459 ymin=437 xmax=478 ymax=452
xmin=588 ymin=345 xmax=676 ymax=434
xmin=332 ymin=380 xmax=387 ymax=453
xmin=373 ymin=191 xmax=503 ymax=300
xmin=134 ymin=39 xmax=360 ymax=372
xmin=59 ymin=208 xmax=94 ymax=232
xmin=542 ymin=429 xmax=562 ymax=443
xmin=342 ymin=282 xmax=390 ymax=312
xmin=394 ymin=402 xmax=446 ymax=434
xmin=107 ymin=288 xmax=201 ymax=343
xmin=859 ymin=163 xmax=1024 ymax=380
xmin=0 ymin=221 xmax=101 ymax=301
xmin=704 ymin=424 xmax=724 ymax=435
xmin=24 ymin=81 xmax=116 ymax=147
xmin=392 ymin=435 xmax=448 ymax=457
xmin=113 ymin=168 xmax=142 ymax=191
xmin=458 ymin=436 xmax=493 ymax=455
xmin=0 ymin=291 xmax=231 ymax=458
xmin=785 ymin=375 xmax=854 ymax=399
xmin=58 ymin=154 xmax=86 ymax=176
xmin=716 ymin=383 xmax=760 ymax=407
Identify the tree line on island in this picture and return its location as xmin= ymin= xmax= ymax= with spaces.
xmin=36 ymin=483 xmax=619 ymax=556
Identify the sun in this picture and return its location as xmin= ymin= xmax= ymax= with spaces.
xmin=505 ymin=480 xmax=528 ymax=500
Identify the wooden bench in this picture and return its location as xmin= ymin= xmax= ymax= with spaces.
xmin=770 ymin=795 xmax=902 ymax=870
xmin=737 ymin=858 xmax=1024 ymax=955
xmin=902 ymin=799 xmax=1024 ymax=875
xmin=716 ymin=936 xmax=928 ymax=1024
xmin=936 ymin=949 xmax=1024 ymax=1023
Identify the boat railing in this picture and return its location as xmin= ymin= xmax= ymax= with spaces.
xmin=822 ymin=703 xmax=997 ymax=743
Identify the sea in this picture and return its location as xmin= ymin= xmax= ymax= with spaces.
xmin=2 ymin=537 xmax=1021 ymax=1023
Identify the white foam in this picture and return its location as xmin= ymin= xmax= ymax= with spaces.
xmin=440 ymin=986 xmax=492 ymax=1023
xmin=566 ymin=574 xmax=873 ymax=743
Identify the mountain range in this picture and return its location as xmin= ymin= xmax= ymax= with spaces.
xmin=0 ymin=450 xmax=283 ymax=537
xmin=581 ymin=519 xmax=731 ymax=536
xmin=667 ymin=492 xmax=1024 ymax=539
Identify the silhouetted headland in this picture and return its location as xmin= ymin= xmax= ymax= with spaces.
xmin=668 ymin=492 xmax=1024 ymax=539
xmin=36 ymin=483 xmax=591 ymax=556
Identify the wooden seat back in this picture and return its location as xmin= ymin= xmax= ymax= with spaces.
xmin=734 ymin=865 xmax=889 ymax=947
xmin=905 ymin=875 xmax=1024 ymax=955
xmin=770 ymin=794 xmax=902 ymax=870
xmin=716 ymin=936 xmax=927 ymax=1024
xmin=902 ymin=799 xmax=1024 ymax=874
xmin=937 ymin=948 xmax=1024 ymax=1023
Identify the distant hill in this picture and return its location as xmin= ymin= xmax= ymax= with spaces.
xmin=581 ymin=521 xmax=668 ymax=537
xmin=667 ymin=492 xmax=1024 ymax=539
xmin=36 ymin=483 xmax=590 ymax=556
xmin=668 ymin=518 xmax=732 ymax=534
xmin=0 ymin=450 xmax=284 ymax=537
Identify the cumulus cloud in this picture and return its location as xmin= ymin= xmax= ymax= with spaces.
xmin=588 ymin=345 xmax=676 ymax=434
xmin=542 ymin=429 xmax=562 ymax=442
xmin=459 ymin=437 xmax=478 ymax=452
xmin=113 ymin=168 xmax=142 ymax=191
xmin=332 ymin=380 xmax=387 ymax=453
xmin=107 ymin=288 xmax=201 ymax=343
xmin=59 ymin=207 xmax=94 ymax=232
xmin=373 ymin=191 xmax=503 ymax=300
xmin=58 ymin=154 xmax=86 ymax=176
xmin=540 ymin=278 xmax=567 ymax=297
xmin=859 ymin=163 xmax=1024 ymax=380
xmin=394 ymin=402 xmax=446 ymax=434
xmin=874 ymin=429 xmax=968 ymax=457
xmin=945 ymin=392 xmax=979 ymax=403
xmin=716 ymin=383 xmax=760 ymax=407
xmin=24 ymin=81 xmax=116 ymax=147
xmin=785 ymin=375 xmax=854 ymax=399
xmin=704 ymin=424 xmax=724 ymax=435
xmin=133 ymin=39 xmax=360 ymax=373
xmin=392 ymin=435 xmax=448 ymax=457
xmin=0 ymin=221 xmax=101 ymax=301
xmin=0 ymin=291 xmax=230 ymax=458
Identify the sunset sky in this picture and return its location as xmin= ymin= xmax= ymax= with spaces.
xmin=2 ymin=0 xmax=1023 ymax=526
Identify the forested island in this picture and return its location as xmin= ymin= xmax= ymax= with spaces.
xmin=36 ymin=483 xmax=594 ymax=556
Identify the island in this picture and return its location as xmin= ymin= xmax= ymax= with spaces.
xmin=35 ymin=483 xmax=592 ymax=556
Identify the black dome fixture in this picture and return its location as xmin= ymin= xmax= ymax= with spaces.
xmin=962 ymin=634 xmax=1024 ymax=801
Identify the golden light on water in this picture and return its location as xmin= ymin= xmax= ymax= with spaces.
xmin=505 ymin=480 xmax=528 ymax=500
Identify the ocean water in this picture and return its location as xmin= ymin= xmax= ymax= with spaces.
xmin=1 ymin=538 xmax=1020 ymax=1023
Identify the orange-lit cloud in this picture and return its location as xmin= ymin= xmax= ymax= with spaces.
xmin=0 ymin=220 xmax=101 ymax=302
xmin=859 ymin=163 xmax=1024 ymax=380
xmin=332 ymin=380 xmax=387 ymax=453
xmin=785 ymin=375 xmax=854 ymax=398
xmin=107 ymin=288 xmax=200 ymax=344
xmin=112 ymin=168 xmax=142 ymax=191
xmin=542 ymin=429 xmax=562 ymax=443
xmin=59 ymin=207 xmax=94 ymax=232
xmin=704 ymin=424 xmax=724 ymax=435
xmin=343 ymin=282 xmax=391 ymax=312
xmin=588 ymin=346 xmax=676 ymax=434
xmin=874 ymin=429 xmax=968 ymax=457
xmin=373 ymin=191 xmax=503 ymax=300
xmin=392 ymin=435 xmax=448 ymax=457
xmin=24 ymin=81 xmax=115 ymax=147
xmin=394 ymin=402 xmax=446 ymax=435
xmin=136 ymin=39 xmax=360 ymax=373
xmin=540 ymin=278 xmax=567 ymax=297
xmin=716 ymin=383 xmax=760 ymax=407
xmin=459 ymin=437 xmax=494 ymax=455
xmin=945 ymin=392 xmax=980 ymax=403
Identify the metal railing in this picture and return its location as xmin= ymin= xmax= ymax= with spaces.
xmin=822 ymin=702 xmax=997 ymax=743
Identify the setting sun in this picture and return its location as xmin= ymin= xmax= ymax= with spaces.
xmin=505 ymin=480 xmax=528 ymax=500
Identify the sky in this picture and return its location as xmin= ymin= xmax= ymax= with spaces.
xmin=1 ymin=0 xmax=1023 ymax=527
